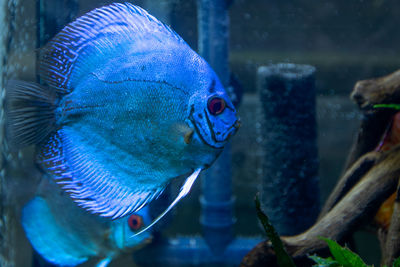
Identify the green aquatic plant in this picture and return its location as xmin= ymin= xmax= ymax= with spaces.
xmin=373 ymin=104 xmax=400 ymax=110
xmin=255 ymin=195 xmax=400 ymax=267
xmin=309 ymin=237 xmax=369 ymax=267
xmin=309 ymin=237 xmax=400 ymax=267
xmin=255 ymin=194 xmax=296 ymax=267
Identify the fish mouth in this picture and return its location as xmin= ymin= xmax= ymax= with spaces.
xmin=189 ymin=105 xmax=239 ymax=149
xmin=206 ymin=113 xmax=240 ymax=142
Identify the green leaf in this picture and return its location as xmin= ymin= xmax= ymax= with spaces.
xmin=393 ymin=256 xmax=400 ymax=267
xmin=373 ymin=104 xmax=400 ymax=110
xmin=255 ymin=194 xmax=296 ymax=267
xmin=309 ymin=255 xmax=341 ymax=267
xmin=320 ymin=237 xmax=371 ymax=267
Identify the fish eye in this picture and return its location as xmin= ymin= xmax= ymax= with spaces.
xmin=128 ymin=214 xmax=143 ymax=231
xmin=207 ymin=97 xmax=226 ymax=115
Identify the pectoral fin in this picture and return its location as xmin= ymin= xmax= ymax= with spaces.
xmin=184 ymin=129 xmax=194 ymax=144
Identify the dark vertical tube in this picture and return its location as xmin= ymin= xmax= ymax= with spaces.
xmin=197 ymin=0 xmax=234 ymax=256
xmin=258 ymin=63 xmax=320 ymax=235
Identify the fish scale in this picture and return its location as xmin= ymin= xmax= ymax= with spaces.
xmin=61 ymin=81 xmax=189 ymax=168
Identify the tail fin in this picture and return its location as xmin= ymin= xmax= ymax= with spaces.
xmin=5 ymin=80 xmax=57 ymax=148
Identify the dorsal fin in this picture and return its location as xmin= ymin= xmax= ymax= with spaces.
xmin=39 ymin=3 xmax=185 ymax=93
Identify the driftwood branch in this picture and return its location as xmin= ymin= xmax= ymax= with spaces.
xmin=381 ymin=179 xmax=400 ymax=266
xmin=320 ymin=70 xmax=400 ymax=218
xmin=242 ymin=69 xmax=400 ymax=266
xmin=351 ymin=69 xmax=400 ymax=110
xmin=319 ymin=151 xmax=378 ymax=219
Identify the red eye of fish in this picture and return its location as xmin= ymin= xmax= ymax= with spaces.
xmin=128 ymin=214 xmax=143 ymax=231
xmin=207 ymin=97 xmax=226 ymax=115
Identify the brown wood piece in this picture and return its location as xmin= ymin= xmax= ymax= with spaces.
xmin=351 ymin=69 xmax=400 ymax=110
xmin=382 ymin=179 xmax=400 ymax=266
xmin=319 ymin=151 xmax=378 ymax=219
xmin=343 ymin=113 xmax=392 ymax=172
xmin=345 ymin=69 xmax=400 ymax=169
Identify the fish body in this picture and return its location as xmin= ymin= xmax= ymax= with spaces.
xmin=22 ymin=176 xmax=152 ymax=267
xmin=7 ymin=3 xmax=239 ymax=221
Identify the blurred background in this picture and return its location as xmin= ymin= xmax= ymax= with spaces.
xmin=2 ymin=0 xmax=400 ymax=266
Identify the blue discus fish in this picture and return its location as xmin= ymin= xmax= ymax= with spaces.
xmin=22 ymin=176 xmax=152 ymax=267
xmin=6 ymin=3 xmax=239 ymax=229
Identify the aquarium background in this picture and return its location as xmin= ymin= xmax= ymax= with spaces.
xmin=2 ymin=0 xmax=400 ymax=266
